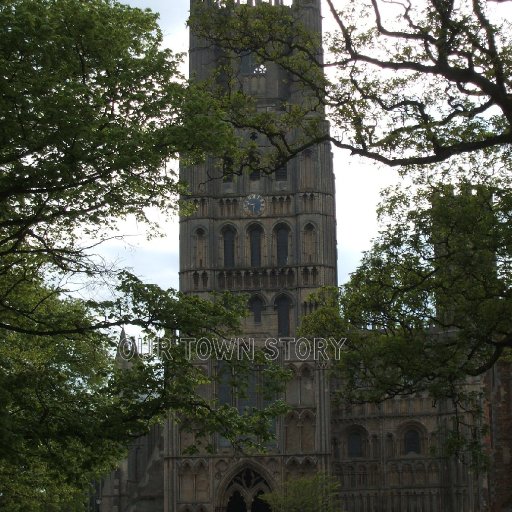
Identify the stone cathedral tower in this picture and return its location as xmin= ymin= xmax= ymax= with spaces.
xmin=173 ymin=0 xmax=337 ymax=511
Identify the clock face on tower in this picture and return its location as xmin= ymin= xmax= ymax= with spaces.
xmin=243 ymin=194 xmax=266 ymax=216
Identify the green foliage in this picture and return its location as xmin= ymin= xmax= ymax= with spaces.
xmin=0 ymin=0 xmax=285 ymax=509
xmin=0 ymin=297 xmax=123 ymax=510
xmin=261 ymin=472 xmax=341 ymax=512
xmin=1 ymin=0 xmax=238 ymax=262
xmin=299 ymin=158 xmax=512 ymax=464
xmin=302 ymin=158 xmax=512 ymax=393
xmin=0 ymin=271 xmax=287 ymax=510
xmin=298 ymin=287 xmax=345 ymax=340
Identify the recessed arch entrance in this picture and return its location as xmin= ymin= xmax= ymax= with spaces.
xmin=219 ymin=466 xmax=273 ymax=512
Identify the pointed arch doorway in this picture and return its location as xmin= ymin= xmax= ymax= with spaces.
xmin=221 ymin=467 xmax=273 ymax=512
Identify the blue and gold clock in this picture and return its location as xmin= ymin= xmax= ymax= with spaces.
xmin=243 ymin=194 xmax=266 ymax=216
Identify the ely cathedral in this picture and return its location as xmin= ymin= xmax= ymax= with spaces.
xmin=99 ymin=1 xmax=512 ymax=511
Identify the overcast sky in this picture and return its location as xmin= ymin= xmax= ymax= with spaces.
xmin=99 ymin=0 xmax=403 ymax=290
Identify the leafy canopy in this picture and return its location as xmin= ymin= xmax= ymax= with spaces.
xmin=299 ymin=156 xmax=512 ymax=462
xmin=190 ymin=0 xmax=512 ymax=167
xmin=0 ymin=0 xmax=286 ymax=509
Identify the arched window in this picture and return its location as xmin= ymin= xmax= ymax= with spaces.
xmin=237 ymin=369 xmax=258 ymax=413
xmin=276 ymin=165 xmax=287 ymax=181
xmin=348 ymin=431 xmax=363 ymax=457
xmin=249 ymin=225 xmax=263 ymax=267
xmin=248 ymin=296 xmax=264 ymax=323
xmin=404 ymin=428 xmax=421 ymax=454
xmin=275 ymin=224 xmax=290 ymax=266
xmin=195 ymin=228 xmax=207 ymax=267
xmin=299 ymin=366 xmax=314 ymax=405
xmin=285 ymin=367 xmax=299 ymax=404
xmin=224 ymin=469 xmax=271 ymax=512
xmin=275 ymin=294 xmax=292 ymax=336
xmin=222 ymin=226 xmax=236 ymax=268
xmin=223 ymin=154 xmax=234 ymax=182
xmin=301 ymin=411 xmax=316 ymax=453
xmin=372 ymin=435 xmax=381 ymax=458
xmin=386 ymin=433 xmax=394 ymax=457
xmin=303 ymin=148 xmax=313 ymax=188
xmin=303 ymin=223 xmax=316 ymax=263
xmin=217 ymin=361 xmax=232 ymax=406
xmin=285 ymin=412 xmax=300 ymax=452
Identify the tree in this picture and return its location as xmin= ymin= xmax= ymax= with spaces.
xmin=0 ymin=0 xmax=240 ymax=334
xmin=299 ymin=157 xmax=512 ymax=460
xmin=0 ymin=1 xmax=286 ymax=508
xmin=261 ymin=472 xmax=341 ymax=512
xmin=189 ymin=0 xmax=512 ymax=167
xmin=0 ymin=272 xmax=289 ymax=511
